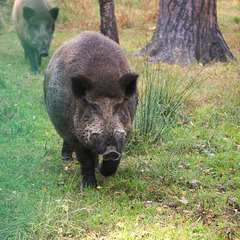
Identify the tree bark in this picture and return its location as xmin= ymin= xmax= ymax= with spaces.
xmin=99 ymin=0 xmax=119 ymax=44
xmin=140 ymin=0 xmax=236 ymax=65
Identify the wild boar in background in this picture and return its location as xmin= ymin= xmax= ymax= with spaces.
xmin=44 ymin=31 xmax=139 ymax=187
xmin=12 ymin=0 xmax=59 ymax=74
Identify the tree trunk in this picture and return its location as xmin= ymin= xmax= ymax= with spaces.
xmin=99 ymin=0 xmax=119 ymax=44
xmin=140 ymin=0 xmax=235 ymax=65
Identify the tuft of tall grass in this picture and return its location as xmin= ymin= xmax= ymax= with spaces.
xmin=128 ymin=62 xmax=204 ymax=148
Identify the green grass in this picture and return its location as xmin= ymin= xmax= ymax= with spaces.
xmin=1 ymin=0 xmax=240 ymax=239
xmin=129 ymin=62 xmax=205 ymax=145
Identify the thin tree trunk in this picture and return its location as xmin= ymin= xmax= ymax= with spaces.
xmin=99 ymin=0 xmax=119 ymax=44
xmin=140 ymin=0 xmax=235 ymax=65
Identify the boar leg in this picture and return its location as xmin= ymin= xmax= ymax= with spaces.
xmin=76 ymin=148 xmax=97 ymax=187
xmin=37 ymin=55 xmax=42 ymax=66
xmin=21 ymin=39 xmax=39 ymax=74
xmin=95 ymin=155 xmax=100 ymax=169
xmin=100 ymin=159 xmax=120 ymax=176
xmin=61 ymin=140 xmax=73 ymax=161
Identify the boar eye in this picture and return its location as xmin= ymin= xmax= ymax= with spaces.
xmin=91 ymin=104 xmax=100 ymax=115
xmin=113 ymin=103 xmax=121 ymax=114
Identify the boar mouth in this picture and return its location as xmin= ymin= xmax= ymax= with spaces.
xmin=102 ymin=146 xmax=121 ymax=161
xmin=39 ymin=50 xmax=49 ymax=58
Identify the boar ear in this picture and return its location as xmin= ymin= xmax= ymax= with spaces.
xmin=50 ymin=7 xmax=59 ymax=21
xmin=71 ymin=75 xmax=93 ymax=98
xmin=23 ymin=7 xmax=35 ymax=22
xmin=119 ymin=73 xmax=139 ymax=99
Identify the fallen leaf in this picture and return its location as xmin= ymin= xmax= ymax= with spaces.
xmin=87 ymin=231 xmax=97 ymax=240
xmin=179 ymin=196 xmax=188 ymax=204
xmin=217 ymin=184 xmax=228 ymax=192
xmin=62 ymin=204 xmax=69 ymax=212
xmin=148 ymin=26 xmax=156 ymax=30
xmin=144 ymin=201 xmax=177 ymax=207
xmin=114 ymin=191 xmax=124 ymax=194
xmin=58 ymin=227 xmax=63 ymax=235
xmin=64 ymin=166 xmax=75 ymax=171
xmin=190 ymin=180 xmax=203 ymax=188
xmin=155 ymin=206 xmax=161 ymax=211
xmin=116 ymin=221 xmax=125 ymax=228
xmin=226 ymin=197 xmax=240 ymax=211
xmin=57 ymin=181 xmax=65 ymax=185
xmin=192 ymin=193 xmax=198 ymax=199
xmin=141 ymin=231 xmax=152 ymax=238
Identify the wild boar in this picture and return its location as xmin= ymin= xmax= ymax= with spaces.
xmin=12 ymin=0 xmax=59 ymax=74
xmin=44 ymin=31 xmax=139 ymax=187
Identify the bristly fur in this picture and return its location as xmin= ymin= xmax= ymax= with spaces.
xmin=44 ymin=31 xmax=139 ymax=187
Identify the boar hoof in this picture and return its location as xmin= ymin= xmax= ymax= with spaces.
xmin=82 ymin=176 xmax=97 ymax=188
xmin=62 ymin=141 xmax=73 ymax=161
xmin=61 ymin=151 xmax=73 ymax=162
xmin=100 ymin=160 xmax=120 ymax=176
xmin=32 ymin=69 xmax=39 ymax=75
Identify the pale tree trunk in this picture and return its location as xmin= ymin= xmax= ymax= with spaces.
xmin=140 ymin=0 xmax=236 ymax=65
xmin=99 ymin=0 xmax=119 ymax=44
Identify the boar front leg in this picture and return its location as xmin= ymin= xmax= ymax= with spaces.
xmin=61 ymin=140 xmax=73 ymax=161
xmin=37 ymin=55 xmax=42 ymax=66
xmin=76 ymin=148 xmax=97 ymax=187
xmin=21 ymin=39 xmax=39 ymax=74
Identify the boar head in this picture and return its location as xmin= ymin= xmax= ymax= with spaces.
xmin=71 ymin=72 xmax=139 ymax=175
xmin=22 ymin=6 xmax=59 ymax=58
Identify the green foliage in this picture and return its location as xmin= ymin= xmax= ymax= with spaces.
xmin=130 ymin=63 xmax=204 ymax=146
xmin=233 ymin=16 xmax=240 ymax=24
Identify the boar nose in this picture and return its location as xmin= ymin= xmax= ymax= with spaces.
xmin=40 ymin=50 xmax=49 ymax=58
xmin=102 ymin=146 xmax=121 ymax=161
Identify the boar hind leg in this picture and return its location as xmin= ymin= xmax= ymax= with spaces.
xmin=100 ymin=160 xmax=120 ymax=177
xmin=61 ymin=140 xmax=73 ymax=161
xmin=21 ymin=40 xmax=39 ymax=74
xmin=76 ymin=148 xmax=97 ymax=187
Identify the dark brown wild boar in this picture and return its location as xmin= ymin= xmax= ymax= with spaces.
xmin=12 ymin=0 xmax=59 ymax=74
xmin=44 ymin=31 xmax=139 ymax=187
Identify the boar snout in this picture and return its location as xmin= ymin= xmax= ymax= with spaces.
xmin=40 ymin=50 xmax=49 ymax=58
xmin=102 ymin=146 xmax=121 ymax=161
xmin=100 ymin=146 xmax=121 ymax=177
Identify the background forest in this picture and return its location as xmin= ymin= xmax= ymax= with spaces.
xmin=0 ymin=0 xmax=240 ymax=239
